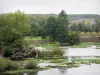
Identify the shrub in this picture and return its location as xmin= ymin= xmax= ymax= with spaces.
xmin=24 ymin=60 xmax=38 ymax=69
xmin=86 ymin=32 xmax=91 ymax=36
xmin=39 ymin=48 xmax=64 ymax=58
xmin=4 ymin=46 xmax=15 ymax=57
xmin=7 ymin=61 xmax=20 ymax=70
xmin=50 ymin=48 xmax=64 ymax=57
xmin=80 ymin=32 xmax=85 ymax=36
xmin=39 ymin=51 xmax=51 ymax=57
xmin=67 ymin=32 xmax=80 ymax=45
xmin=0 ymin=58 xmax=19 ymax=73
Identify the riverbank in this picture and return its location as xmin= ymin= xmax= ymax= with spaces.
xmin=1 ymin=57 xmax=100 ymax=75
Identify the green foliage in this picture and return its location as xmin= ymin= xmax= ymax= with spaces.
xmin=39 ymin=51 xmax=51 ymax=57
xmin=41 ymin=10 xmax=80 ymax=45
xmin=93 ymin=19 xmax=100 ymax=34
xmin=0 ymin=10 xmax=30 ymax=57
xmin=45 ymin=16 xmax=57 ymax=40
xmin=0 ymin=58 xmax=19 ymax=73
xmin=56 ymin=10 xmax=69 ymax=42
xmin=29 ymin=22 xmax=40 ymax=37
xmin=71 ymin=21 xmax=92 ymax=35
xmin=39 ymin=48 xmax=64 ymax=57
xmin=4 ymin=46 xmax=15 ymax=57
xmin=24 ymin=60 xmax=38 ymax=69
xmin=67 ymin=32 xmax=80 ymax=45
xmin=25 ymin=36 xmax=42 ymax=41
xmin=51 ymin=48 xmax=64 ymax=57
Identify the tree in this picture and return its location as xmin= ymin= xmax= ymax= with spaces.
xmin=70 ymin=23 xmax=78 ymax=32
xmin=56 ymin=10 xmax=69 ymax=42
xmin=29 ymin=22 xmax=40 ymax=37
xmin=0 ymin=10 xmax=30 ymax=57
xmin=94 ymin=19 xmax=100 ymax=34
xmin=40 ymin=20 xmax=47 ymax=39
xmin=45 ymin=16 xmax=57 ymax=40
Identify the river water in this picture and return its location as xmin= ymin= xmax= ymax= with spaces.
xmin=23 ymin=64 xmax=100 ymax=75
xmin=64 ymin=48 xmax=100 ymax=56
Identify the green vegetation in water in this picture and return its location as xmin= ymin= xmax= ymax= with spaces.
xmin=73 ymin=59 xmax=100 ymax=64
xmin=3 ymin=58 xmax=100 ymax=75
xmin=0 ymin=58 xmax=20 ymax=73
xmin=38 ymin=48 xmax=64 ymax=58
xmin=24 ymin=60 xmax=38 ymax=69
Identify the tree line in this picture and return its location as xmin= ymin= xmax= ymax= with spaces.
xmin=29 ymin=10 xmax=80 ymax=45
xmin=70 ymin=19 xmax=100 ymax=34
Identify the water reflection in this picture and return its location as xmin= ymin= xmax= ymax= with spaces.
xmin=58 ymin=68 xmax=67 ymax=74
xmin=23 ymin=72 xmax=37 ymax=75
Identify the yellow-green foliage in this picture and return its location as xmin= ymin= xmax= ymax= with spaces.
xmin=97 ymin=32 xmax=100 ymax=36
xmin=92 ymin=32 xmax=97 ymax=36
xmin=80 ymin=32 xmax=85 ymax=36
xmin=86 ymin=32 xmax=91 ymax=36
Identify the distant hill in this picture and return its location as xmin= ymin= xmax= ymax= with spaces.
xmin=69 ymin=14 xmax=100 ymax=20
xmin=29 ymin=14 xmax=100 ymax=20
xmin=71 ymin=18 xmax=96 ymax=25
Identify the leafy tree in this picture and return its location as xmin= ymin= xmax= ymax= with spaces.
xmin=70 ymin=23 xmax=78 ymax=32
xmin=94 ymin=19 xmax=100 ymax=34
xmin=56 ymin=10 xmax=69 ymax=42
xmin=40 ymin=20 xmax=47 ymax=39
xmin=0 ymin=10 xmax=30 ymax=57
xmin=45 ymin=16 xmax=57 ymax=40
xmin=29 ymin=22 xmax=40 ymax=37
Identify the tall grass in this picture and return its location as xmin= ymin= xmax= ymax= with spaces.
xmin=24 ymin=60 xmax=38 ymax=69
xmin=0 ymin=58 xmax=19 ymax=73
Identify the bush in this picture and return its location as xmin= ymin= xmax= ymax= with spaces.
xmin=0 ymin=58 xmax=19 ymax=73
xmin=50 ymin=48 xmax=64 ymax=57
xmin=67 ymin=32 xmax=80 ymax=45
xmin=39 ymin=51 xmax=51 ymax=57
xmin=7 ymin=61 xmax=19 ymax=70
xmin=80 ymin=32 xmax=85 ymax=36
xmin=24 ymin=60 xmax=38 ymax=69
xmin=39 ymin=48 xmax=64 ymax=58
xmin=4 ymin=46 xmax=15 ymax=57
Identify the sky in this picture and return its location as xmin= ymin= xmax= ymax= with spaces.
xmin=0 ymin=0 xmax=100 ymax=14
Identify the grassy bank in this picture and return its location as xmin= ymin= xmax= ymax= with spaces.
xmin=24 ymin=36 xmax=50 ymax=41
xmin=72 ymin=42 xmax=100 ymax=48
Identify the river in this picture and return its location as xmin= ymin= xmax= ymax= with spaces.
xmin=23 ymin=64 xmax=100 ymax=75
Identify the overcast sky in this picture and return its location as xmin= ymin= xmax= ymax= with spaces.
xmin=0 ymin=0 xmax=100 ymax=14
